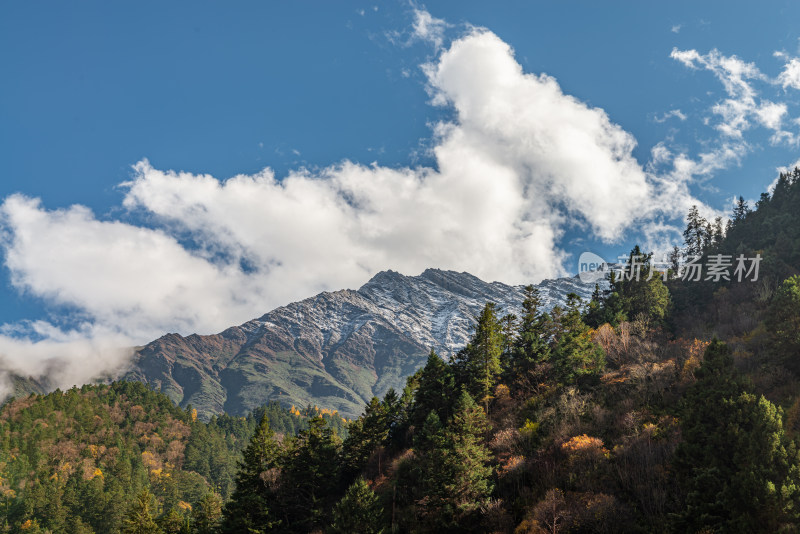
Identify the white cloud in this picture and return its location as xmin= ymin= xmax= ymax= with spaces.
xmin=653 ymin=109 xmax=687 ymax=123
xmin=671 ymin=24 xmax=682 ymax=34
xmin=778 ymin=58 xmax=800 ymax=90
xmin=0 ymin=17 xmax=716 ymax=395
xmin=671 ymin=47 xmax=800 ymax=152
xmin=411 ymin=8 xmax=449 ymax=49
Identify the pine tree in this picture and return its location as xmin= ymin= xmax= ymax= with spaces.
xmin=281 ymin=416 xmax=342 ymax=532
xmin=331 ymin=478 xmax=385 ymax=534
xmin=673 ymin=340 xmax=800 ymax=532
xmin=619 ymin=246 xmax=670 ymax=325
xmin=158 ymin=508 xmax=187 ymax=534
xmin=445 ymin=390 xmax=493 ymax=523
xmin=766 ymin=275 xmax=800 ymax=373
xmin=122 ymin=489 xmax=162 ymax=534
xmin=410 ymin=350 xmax=456 ymax=429
xmin=456 ymin=303 xmax=503 ymax=411
xmin=341 ymin=396 xmax=389 ymax=483
xmin=509 ymin=285 xmax=551 ymax=386
xmin=412 ymin=411 xmax=453 ymax=530
xmin=412 ymin=391 xmax=494 ymax=531
xmin=220 ymin=415 xmax=281 ymax=533
xmin=551 ymin=294 xmax=605 ymax=384
xmin=683 ymin=205 xmax=709 ymax=257
xmin=732 ymin=195 xmax=750 ymax=223
xmin=193 ymin=493 xmax=222 ymax=534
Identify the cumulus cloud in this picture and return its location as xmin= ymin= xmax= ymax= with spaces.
xmin=0 ymin=17 xmax=717 ymax=395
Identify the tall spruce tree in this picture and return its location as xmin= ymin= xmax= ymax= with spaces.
xmin=551 ymin=293 xmax=605 ymax=384
xmin=121 ymin=489 xmax=161 ymax=534
xmin=766 ymin=275 xmax=800 ymax=373
xmin=456 ymin=303 xmax=503 ymax=411
xmin=331 ymin=478 xmax=385 ymax=534
xmin=281 ymin=416 xmax=341 ymax=532
xmin=509 ymin=285 xmax=551 ymax=386
xmin=673 ymin=340 xmax=800 ymax=532
xmin=220 ymin=415 xmax=281 ymax=533
xmin=411 ymin=350 xmax=457 ymax=430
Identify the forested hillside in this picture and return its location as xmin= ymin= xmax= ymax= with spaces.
xmin=3 ymin=168 xmax=800 ymax=533
xmin=0 ymin=382 xmax=346 ymax=533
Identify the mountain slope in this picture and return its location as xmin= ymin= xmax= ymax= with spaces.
xmin=124 ymin=268 xmax=596 ymax=419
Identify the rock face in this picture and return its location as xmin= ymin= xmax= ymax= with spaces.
xmin=124 ymin=269 xmax=597 ymax=419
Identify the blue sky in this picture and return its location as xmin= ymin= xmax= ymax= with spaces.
xmin=2 ymin=1 xmax=800 ymax=388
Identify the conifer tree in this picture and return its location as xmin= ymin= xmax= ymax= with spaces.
xmin=412 ymin=391 xmax=494 ymax=531
xmin=509 ymin=285 xmax=551 ymax=386
xmin=456 ymin=303 xmax=503 ymax=410
xmin=341 ymin=396 xmax=389 ymax=483
xmin=683 ymin=205 xmax=709 ymax=256
xmin=673 ymin=340 xmax=800 ymax=532
xmin=281 ymin=416 xmax=342 ymax=532
xmin=410 ymin=350 xmax=456 ymax=429
xmin=193 ymin=493 xmax=222 ymax=534
xmin=122 ymin=489 xmax=161 ymax=534
xmin=766 ymin=275 xmax=800 ymax=373
xmin=220 ymin=415 xmax=281 ymax=533
xmin=331 ymin=478 xmax=385 ymax=534
xmin=551 ymin=294 xmax=605 ymax=384
xmin=445 ymin=390 xmax=493 ymax=522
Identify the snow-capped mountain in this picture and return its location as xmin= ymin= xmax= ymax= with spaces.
xmin=124 ymin=269 xmax=599 ymax=419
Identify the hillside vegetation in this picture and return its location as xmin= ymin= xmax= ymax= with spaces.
xmin=2 ymin=168 xmax=800 ymax=533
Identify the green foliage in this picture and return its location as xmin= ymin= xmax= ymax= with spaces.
xmin=193 ymin=493 xmax=222 ymax=534
xmin=220 ymin=415 xmax=280 ymax=533
xmin=551 ymin=293 xmax=605 ymax=384
xmin=410 ymin=350 xmax=456 ymax=430
xmin=122 ymin=489 xmax=161 ymax=534
xmin=673 ymin=340 xmax=800 ymax=532
xmin=767 ymin=275 xmax=800 ymax=372
xmin=280 ymin=416 xmax=342 ymax=532
xmin=588 ymin=246 xmax=671 ymax=328
xmin=455 ymin=302 xmax=504 ymax=409
xmin=508 ymin=285 xmax=551 ymax=387
xmin=331 ymin=478 xmax=385 ymax=534
xmin=408 ymin=390 xmax=493 ymax=532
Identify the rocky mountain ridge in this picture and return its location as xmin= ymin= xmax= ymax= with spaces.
xmin=123 ymin=268 xmax=598 ymax=419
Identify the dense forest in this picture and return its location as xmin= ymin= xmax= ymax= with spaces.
xmin=3 ymin=167 xmax=800 ymax=532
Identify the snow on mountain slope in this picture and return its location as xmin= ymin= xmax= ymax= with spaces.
xmin=124 ymin=269 xmax=599 ymax=419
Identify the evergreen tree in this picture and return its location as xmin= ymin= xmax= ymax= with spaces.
xmin=499 ymin=313 xmax=518 ymax=371
xmin=122 ymin=489 xmax=162 ymax=534
xmin=673 ymin=340 xmax=800 ymax=532
xmin=508 ymin=285 xmax=551 ymax=389
xmin=341 ymin=396 xmax=389 ymax=483
xmin=412 ymin=391 xmax=494 ymax=532
xmin=445 ymin=390 xmax=493 ymax=524
xmin=281 ymin=416 xmax=342 ymax=532
xmin=732 ymin=195 xmax=751 ymax=224
xmin=193 ymin=493 xmax=222 ymax=534
xmin=412 ymin=411 xmax=453 ymax=530
xmin=766 ymin=275 xmax=800 ymax=373
xmin=220 ymin=415 xmax=281 ymax=533
xmin=684 ymin=205 xmax=709 ymax=256
xmin=551 ymin=294 xmax=605 ymax=384
xmin=410 ymin=350 xmax=457 ymax=430
xmin=456 ymin=303 xmax=503 ymax=411
xmin=330 ymin=478 xmax=385 ymax=534
xmin=158 ymin=508 xmax=187 ymax=534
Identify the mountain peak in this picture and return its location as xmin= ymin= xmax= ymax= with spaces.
xmin=362 ymin=269 xmax=408 ymax=286
xmin=128 ymin=267 xmax=599 ymax=420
